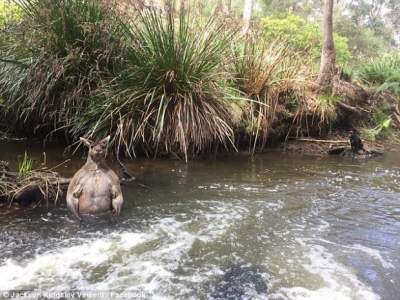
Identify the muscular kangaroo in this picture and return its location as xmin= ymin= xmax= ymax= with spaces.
xmin=66 ymin=136 xmax=123 ymax=220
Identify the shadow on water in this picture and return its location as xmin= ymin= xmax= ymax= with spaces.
xmin=1 ymin=139 xmax=400 ymax=299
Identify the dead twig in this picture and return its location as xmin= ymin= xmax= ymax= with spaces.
xmin=290 ymin=137 xmax=348 ymax=144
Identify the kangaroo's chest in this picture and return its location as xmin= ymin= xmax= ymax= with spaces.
xmin=80 ymin=171 xmax=113 ymax=198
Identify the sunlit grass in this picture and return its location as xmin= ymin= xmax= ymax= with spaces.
xmin=18 ymin=151 xmax=33 ymax=178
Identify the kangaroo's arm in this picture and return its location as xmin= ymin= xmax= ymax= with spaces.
xmin=111 ymin=183 xmax=123 ymax=216
xmin=67 ymin=183 xmax=83 ymax=220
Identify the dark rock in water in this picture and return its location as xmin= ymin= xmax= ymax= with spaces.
xmin=211 ymin=264 xmax=268 ymax=299
xmin=14 ymin=185 xmax=44 ymax=206
xmin=328 ymin=146 xmax=347 ymax=155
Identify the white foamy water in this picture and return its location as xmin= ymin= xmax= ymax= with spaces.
xmin=274 ymin=241 xmax=380 ymax=300
xmin=0 ymin=202 xmax=247 ymax=299
xmin=1 ymin=199 xmax=383 ymax=300
xmin=350 ymin=244 xmax=394 ymax=269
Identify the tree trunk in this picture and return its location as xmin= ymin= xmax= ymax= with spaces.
xmin=242 ymin=0 xmax=253 ymax=34
xmin=317 ymin=0 xmax=336 ymax=88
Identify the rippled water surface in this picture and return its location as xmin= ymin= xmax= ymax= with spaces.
xmin=1 ymin=141 xmax=400 ymax=299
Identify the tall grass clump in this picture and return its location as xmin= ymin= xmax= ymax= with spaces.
xmin=357 ymin=53 xmax=400 ymax=96
xmin=17 ymin=151 xmax=33 ymax=179
xmin=0 ymin=0 xmax=123 ymax=134
xmin=74 ymin=8 xmax=236 ymax=160
xmin=231 ymin=33 xmax=315 ymax=151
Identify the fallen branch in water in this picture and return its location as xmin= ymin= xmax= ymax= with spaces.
xmin=0 ymin=160 xmax=70 ymax=207
xmin=290 ymin=138 xmax=349 ymax=144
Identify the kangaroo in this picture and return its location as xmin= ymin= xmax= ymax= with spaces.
xmin=66 ymin=136 xmax=123 ymax=220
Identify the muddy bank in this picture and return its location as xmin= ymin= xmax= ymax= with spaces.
xmin=283 ymin=135 xmax=388 ymax=157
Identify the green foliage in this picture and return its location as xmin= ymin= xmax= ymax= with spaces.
xmin=357 ymin=53 xmax=400 ymax=96
xmin=1 ymin=1 xmax=236 ymax=158
xmin=18 ymin=151 xmax=33 ymax=178
xmin=0 ymin=0 xmax=123 ymax=132
xmin=335 ymin=19 xmax=390 ymax=60
xmin=261 ymin=14 xmax=352 ymax=65
xmin=0 ymin=1 xmax=22 ymax=49
xmin=71 ymin=8 xmax=236 ymax=160
xmin=314 ymin=93 xmax=338 ymax=124
xmin=260 ymin=0 xmax=318 ymax=18
xmin=362 ymin=102 xmax=395 ymax=141
xmin=0 ymin=0 xmax=398 ymax=157
xmin=362 ymin=117 xmax=393 ymax=141
xmin=0 ymin=0 xmax=21 ymax=28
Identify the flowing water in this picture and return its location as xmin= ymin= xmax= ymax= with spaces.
xmin=0 ymin=141 xmax=400 ymax=299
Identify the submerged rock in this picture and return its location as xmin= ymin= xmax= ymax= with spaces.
xmin=211 ymin=264 xmax=268 ymax=299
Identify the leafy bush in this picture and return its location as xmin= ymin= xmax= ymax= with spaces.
xmin=261 ymin=14 xmax=352 ymax=65
xmin=357 ymin=53 xmax=400 ymax=96
xmin=334 ymin=18 xmax=390 ymax=60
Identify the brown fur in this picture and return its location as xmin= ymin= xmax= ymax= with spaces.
xmin=66 ymin=136 xmax=123 ymax=220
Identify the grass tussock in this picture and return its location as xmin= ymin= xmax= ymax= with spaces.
xmin=231 ymin=33 xmax=322 ymax=150
xmin=0 ymin=0 xmax=398 ymax=159
xmin=0 ymin=0 xmax=123 ymax=133
xmin=73 ymin=7 xmax=236 ymax=160
xmin=18 ymin=151 xmax=33 ymax=178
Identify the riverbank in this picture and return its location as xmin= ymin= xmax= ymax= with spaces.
xmin=283 ymin=135 xmax=389 ymax=156
xmin=1 ymin=1 xmax=399 ymax=161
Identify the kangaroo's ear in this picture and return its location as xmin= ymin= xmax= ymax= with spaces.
xmin=80 ymin=137 xmax=92 ymax=147
xmin=100 ymin=135 xmax=111 ymax=145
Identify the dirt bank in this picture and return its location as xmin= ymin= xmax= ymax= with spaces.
xmin=283 ymin=135 xmax=389 ymax=156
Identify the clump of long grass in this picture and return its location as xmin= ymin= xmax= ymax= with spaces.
xmin=17 ymin=151 xmax=33 ymax=179
xmin=0 ymin=0 xmax=123 ymax=134
xmin=307 ymin=92 xmax=338 ymax=133
xmin=73 ymin=7 xmax=236 ymax=160
xmin=231 ymin=32 xmax=315 ymax=151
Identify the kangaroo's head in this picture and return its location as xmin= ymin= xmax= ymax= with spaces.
xmin=80 ymin=136 xmax=110 ymax=163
